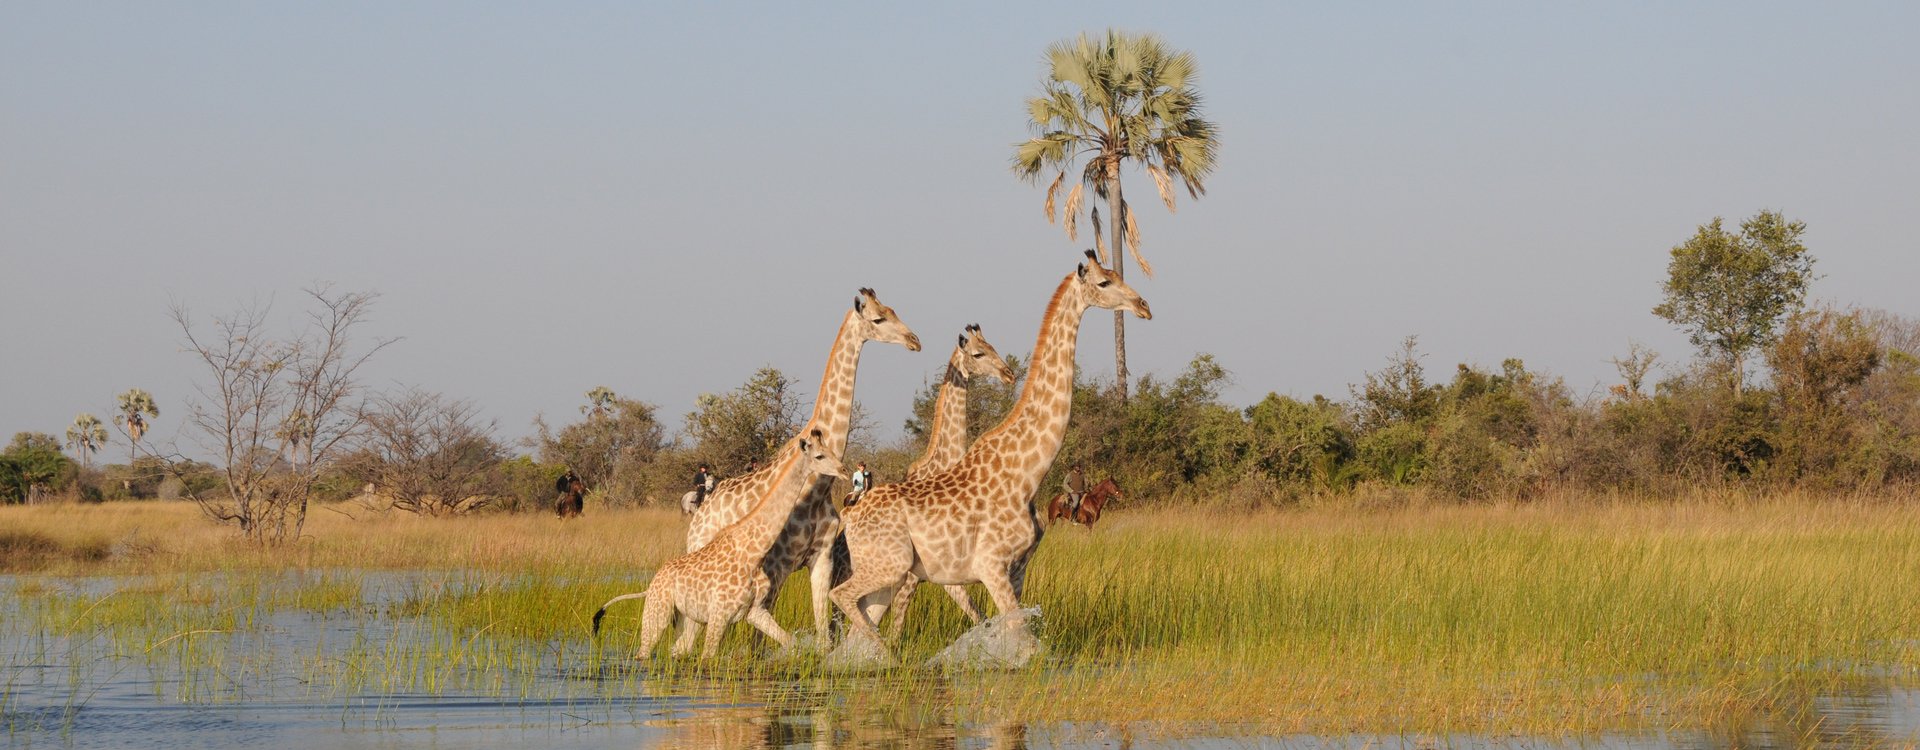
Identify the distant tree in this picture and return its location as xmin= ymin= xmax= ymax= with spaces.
xmin=169 ymin=286 xmax=392 ymax=544
xmin=1766 ymin=308 xmax=1881 ymax=482
xmin=682 ymin=367 xmax=802 ymax=473
xmin=113 ymin=389 xmax=159 ymax=462
xmin=1014 ymin=29 xmax=1220 ymax=400
xmin=1610 ymin=342 xmax=1660 ymax=399
xmin=583 ymin=386 xmax=616 ymax=419
xmin=534 ymin=388 xmax=668 ymax=504
xmin=1 ymin=432 xmax=73 ymax=503
xmin=352 ymin=388 xmax=506 ymax=515
xmin=1351 ymin=336 xmax=1439 ymax=432
xmin=1653 ymin=210 xmax=1817 ymax=396
xmin=113 ymin=388 xmax=160 ymax=493
xmin=66 ymin=413 xmax=108 ymax=471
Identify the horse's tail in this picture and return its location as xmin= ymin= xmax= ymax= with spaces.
xmin=591 ymin=592 xmax=649 ymax=636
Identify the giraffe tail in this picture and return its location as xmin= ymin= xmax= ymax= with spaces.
xmin=590 ymin=592 xmax=649 ymax=636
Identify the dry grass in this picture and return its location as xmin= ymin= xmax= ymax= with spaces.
xmin=6 ymin=495 xmax=1920 ymax=739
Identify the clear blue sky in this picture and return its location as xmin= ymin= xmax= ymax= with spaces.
xmin=4 ymin=2 xmax=1916 ymax=456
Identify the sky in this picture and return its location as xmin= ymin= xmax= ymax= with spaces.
xmin=4 ymin=2 xmax=1917 ymax=459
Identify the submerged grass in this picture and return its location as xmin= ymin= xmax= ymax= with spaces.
xmin=4 ymin=496 xmax=1919 ymax=738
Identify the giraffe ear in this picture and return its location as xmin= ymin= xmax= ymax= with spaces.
xmin=853 ymin=295 xmax=865 ymax=313
xmin=1077 ymin=263 xmax=1087 ymax=279
xmin=958 ymin=333 xmax=967 ymax=347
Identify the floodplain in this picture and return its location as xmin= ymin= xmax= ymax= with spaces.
xmin=3 ymin=497 xmax=1918 ymax=748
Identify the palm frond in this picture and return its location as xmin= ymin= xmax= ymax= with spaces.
xmin=1043 ymin=171 xmax=1064 ymax=224
xmin=1090 ymin=205 xmax=1107 ymax=263
xmin=1063 ymin=183 xmax=1083 ymax=241
xmin=1147 ymin=165 xmax=1177 ymax=213
xmin=1124 ymin=203 xmax=1152 ymax=278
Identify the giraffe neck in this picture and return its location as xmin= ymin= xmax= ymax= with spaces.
xmin=727 ymin=447 xmax=816 ymax=554
xmin=972 ymin=274 xmax=1087 ymax=467
xmin=803 ymin=310 xmax=865 ymax=459
xmin=909 ymin=356 xmax=972 ymax=478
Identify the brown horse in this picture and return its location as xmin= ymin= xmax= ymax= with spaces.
xmin=555 ymin=470 xmax=586 ymax=519
xmin=1046 ymin=477 xmax=1121 ymax=528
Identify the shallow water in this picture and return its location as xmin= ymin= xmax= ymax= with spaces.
xmin=4 ymin=572 xmax=1918 ymax=749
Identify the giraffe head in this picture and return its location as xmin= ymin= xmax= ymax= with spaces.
xmin=799 ymin=429 xmax=847 ymax=480
xmin=953 ymin=324 xmax=1017 ymax=383
xmin=853 ymin=288 xmax=922 ymax=352
xmin=1076 ymin=250 xmax=1152 ymax=319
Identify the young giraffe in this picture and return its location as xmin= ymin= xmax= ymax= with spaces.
xmin=876 ymin=324 xmax=1015 ymax=638
xmin=592 ymin=431 xmax=844 ymax=659
xmin=685 ymin=287 xmax=919 ymax=637
xmin=828 ymin=252 xmax=1150 ymax=654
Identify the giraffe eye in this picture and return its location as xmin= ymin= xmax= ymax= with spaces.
xmin=970 ymin=352 xmax=985 ymax=358
xmin=871 ymin=317 xmax=886 ymax=325
xmin=1096 ymin=280 xmax=1112 ymax=288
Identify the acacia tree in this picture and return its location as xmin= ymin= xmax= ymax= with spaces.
xmin=169 ymin=286 xmax=391 ymax=544
xmin=533 ymin=387 xmax=667 ymax=503
xmin=353 ymin=388 xmax=505 ymax=516
xmin=1014 ymin=29 xmax=1220 ymax=399
xmin=682 ymin=367 xmax=801 ymax=472
xmin=1653 ymin=210 xmax=1817 ymax=396
xmin=66 ymin=413 xmax=107 ymax=471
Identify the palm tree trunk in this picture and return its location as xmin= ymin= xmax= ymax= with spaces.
xmin=1108 ymin=157 xmax=1130 ymax=401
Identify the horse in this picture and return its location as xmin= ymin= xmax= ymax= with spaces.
xmin=555 ymin=470 xmax=586 ymax=519
xmin=679 ymin=475 xmax=717 ymax=516
xmin=1045 ymin=477 xmax=1121 ymax=528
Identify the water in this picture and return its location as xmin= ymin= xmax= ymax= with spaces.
xmin=4 ymin=573 xmax=1918 ymax=749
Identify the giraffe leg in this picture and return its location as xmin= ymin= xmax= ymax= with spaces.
xmin=974 ymin=563 xmax=1027 ymax=633
xmin=881 ymin=573 xmax=918 ymax=640
xmin=943 ymin=584 xmax=983 ymax=624
xmin=809 ymin=538 xmax=837 ymax=640
xmin=744 ymin=606 xmax=795 ymax=651
xmin=670 ymin=612 xmax=699 ymax=657
xmin=829 ymin=554 xmax=909 ymax=647
xmin=634 ymin=595 xmax=674 ymax=661
xmin=701 ymin=616 xmax=728 ymax=659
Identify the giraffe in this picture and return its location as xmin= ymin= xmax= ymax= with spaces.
xmin=592 ymin=430 xmax=844 ymax=659
xmin=827 ymin=251 xmax=1150 ymax=654
xmin=905 ymin=324 xmax=1018 ymax=480
xmin=879 ymin=324 xmax=1015 ymax=638
xmin=684 ymin=287 xmax=919 ymax=637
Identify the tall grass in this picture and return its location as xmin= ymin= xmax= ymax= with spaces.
xmin=5 ymin=496 xmax=1920 ymax=737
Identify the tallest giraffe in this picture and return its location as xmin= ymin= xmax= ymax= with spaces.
xmin=829 ymin=251 xmax=1151 ymax=656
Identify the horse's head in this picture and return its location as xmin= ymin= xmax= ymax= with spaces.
xmin=1087 ymin=478 xmax=1122 ymax=509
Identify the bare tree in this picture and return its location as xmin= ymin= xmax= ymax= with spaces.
xmin=352 ymin=388 xmax=504 ymax=516
xmin=166 ymin=286 xmax=391 ymax=544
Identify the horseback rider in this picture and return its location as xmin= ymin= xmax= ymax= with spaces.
xmin=691 ymin=464 xmax=713 ymax=509
xmin=846 ymin=461 xmax=874 ymax=507
xmin=1063 ymin=463 xmax=1087 ymax=517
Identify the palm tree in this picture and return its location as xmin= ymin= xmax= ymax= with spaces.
xmin=67 ymin=413 xmax=108 ymax=471
xmin=115 ymin=388 xmax=160 ymax=465
xmin=1014 ymin=29 xmax=1220 ymax=400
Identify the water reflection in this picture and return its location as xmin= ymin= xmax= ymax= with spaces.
xmin=3 ymin=575 xmax=1916 ymax=749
